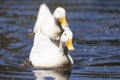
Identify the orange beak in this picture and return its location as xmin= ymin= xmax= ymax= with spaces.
xmin=60 ymin=17 xmax=68 ymax=27
xmin=66 ymin=39 xmax=75 ymax=51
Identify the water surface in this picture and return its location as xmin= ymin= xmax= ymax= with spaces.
xmin=0 ymin=0 xmax=120 ymax=80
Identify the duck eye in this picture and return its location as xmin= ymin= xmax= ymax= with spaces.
xmin=64 ymin=33 xmax=66 ymax=36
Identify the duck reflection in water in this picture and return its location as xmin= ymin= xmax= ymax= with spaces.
xmin=33 ymin=68 xmax=71 ymax=80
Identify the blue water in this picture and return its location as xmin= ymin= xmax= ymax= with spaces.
xmin=0 ymin=0 xmax=120 ymax=80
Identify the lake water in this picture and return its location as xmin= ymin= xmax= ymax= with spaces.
xmin=0 ymin=0 xmax=120 ymax=80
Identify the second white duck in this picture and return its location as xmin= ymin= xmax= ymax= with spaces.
xmin=34 ymin=3 xmax=70 ymax=41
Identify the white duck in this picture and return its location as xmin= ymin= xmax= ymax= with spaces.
xmin=34 ymin=3 xmax=70 ymax=41
xmin=29 ymin=29 xmax=74 ymax=68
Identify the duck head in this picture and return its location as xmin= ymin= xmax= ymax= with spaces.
xmin=60 ymin=30 xmax=74 ymax=51
xmin=53 ymin=7 xmax=69 ymax=30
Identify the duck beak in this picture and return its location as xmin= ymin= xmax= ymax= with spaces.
xmin=66 ymin=39 xmax=75 ymax=51
xmin=60 ymin=17 xmax=68 ymax=27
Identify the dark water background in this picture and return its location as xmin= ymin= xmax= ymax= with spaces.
xmin=0 ymin=0 xmax=120 ymax=80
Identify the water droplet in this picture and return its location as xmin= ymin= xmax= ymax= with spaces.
xmin=89 ymin=58 xmax=94 ymax=61
xmin=85 ymin=67 xmax=89 ymax=70
xmin=28 ymin=29 xmax=33 ymax=32
xmin=105 ymin=30 xmax=109 ymax=34
xmin=115 ymin=28 xmax=119 ymax=31
xmin=83 ymin=48 xmax=87 ymax=51
xmin=104 ymin=66 xmax=107 ymax=71
xmin=93 ymin=46 xmax=96 ymax=49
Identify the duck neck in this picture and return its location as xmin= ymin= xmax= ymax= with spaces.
xmin=55 ymin=18 xmax=64 ymax=32
xmin=59 ymin=41 xmax=68 ymax=55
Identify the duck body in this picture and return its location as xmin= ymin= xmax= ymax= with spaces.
xmin=29 ymin=30 xmax=72 ymax=68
